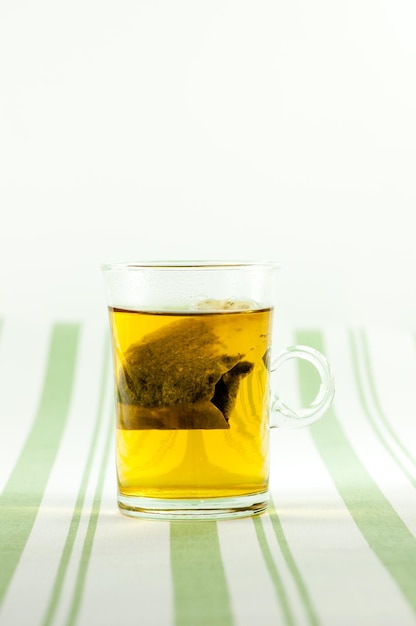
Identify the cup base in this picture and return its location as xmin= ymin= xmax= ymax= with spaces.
xmin=117 ymin=491 xmax=270 ymax=520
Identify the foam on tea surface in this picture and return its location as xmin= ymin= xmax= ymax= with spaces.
xmin=194 ymin=298 xmax=260 ymax=311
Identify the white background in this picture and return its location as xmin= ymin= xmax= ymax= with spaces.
xmin=0 ymin=0 xmax=415 ymax=328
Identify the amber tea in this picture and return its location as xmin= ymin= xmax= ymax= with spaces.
xmin=109 ymin=303 xmax=273 ymax=506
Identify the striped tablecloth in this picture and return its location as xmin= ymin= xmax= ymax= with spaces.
xmin=1 ymin=319 xmax=415 ymax=626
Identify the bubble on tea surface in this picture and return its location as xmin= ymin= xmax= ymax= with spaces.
xmin=194 ymin=298 xmax=260 ymax=311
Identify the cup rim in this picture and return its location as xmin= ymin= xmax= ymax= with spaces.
xmin=100 ymin=260 xmax=280 ymax=271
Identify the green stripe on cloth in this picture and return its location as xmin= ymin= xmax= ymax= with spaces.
xmin=65 ymin=402 xmax=114 ymax=626
xmin=0 ymin=323 xmax=80 ymax=606
xmin=268 ymin=499 xmax=320 ymax=626
xmin=170 ymin=522 xmax=233 ymax=626
xmin=349 ymin=329 xmax=416 ymax=488
xmin=42 ymin=335 xmax=110 ymax=626
xmin=358 ymin=329 xmax=416 ymax=469
xmin=296 ymin=329 xmax=416 ymax=615
xmin=252 ymin=516 xmax=295 ymax=626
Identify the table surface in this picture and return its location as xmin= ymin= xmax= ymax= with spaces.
xmin=1 ymin=318 xmax=415 ymax=626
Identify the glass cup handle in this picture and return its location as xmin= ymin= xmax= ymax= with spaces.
xmin=270 ymin=345 xmax=335 ymax=429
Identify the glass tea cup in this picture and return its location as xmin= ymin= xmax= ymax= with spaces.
xmin=101 ymin=261 xmax=334 ymax=520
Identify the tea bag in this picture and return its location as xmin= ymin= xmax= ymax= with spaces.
xmin=117 ymin=317 xmax=253 ymax=429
